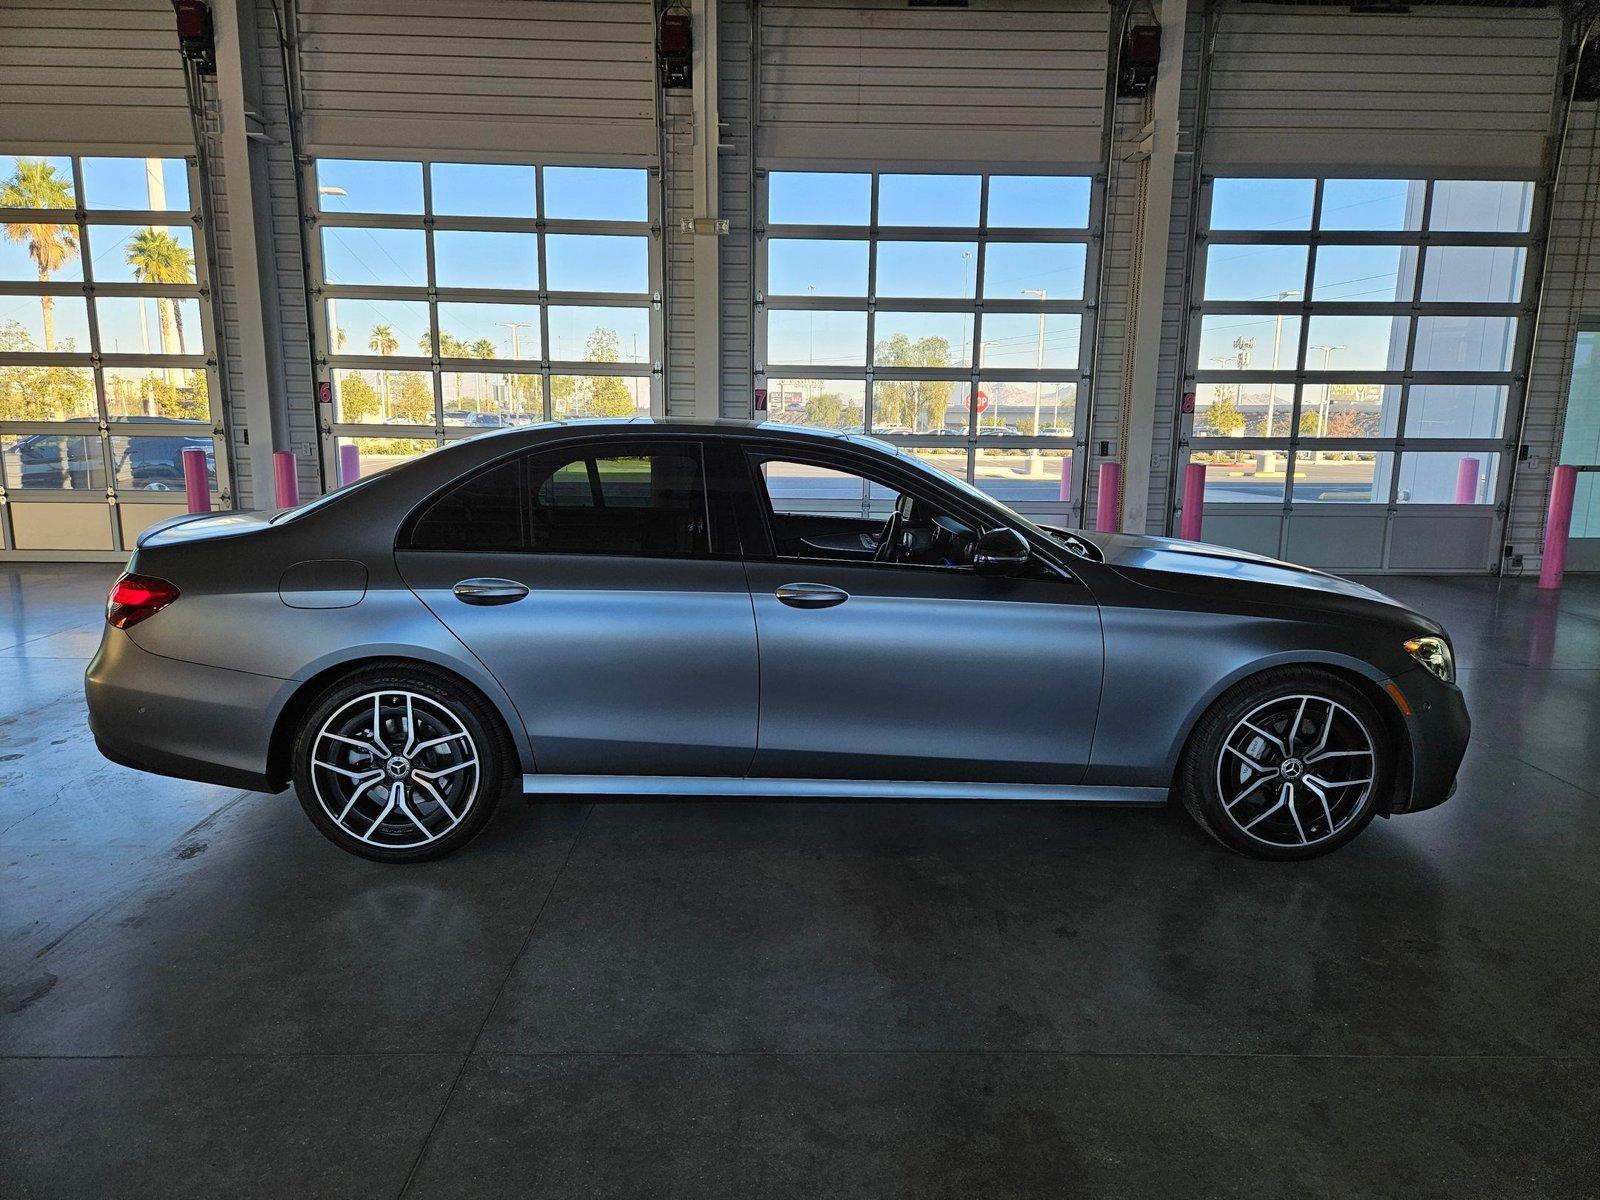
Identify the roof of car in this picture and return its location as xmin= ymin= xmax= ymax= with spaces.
xmin=474 ymin=417 xmax=901 ymax=455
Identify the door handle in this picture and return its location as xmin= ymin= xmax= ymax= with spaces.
xmin=775 ymin=582 xmax=849 ymax=609
xmin=452 ymin=577 xmax=530 ymax=606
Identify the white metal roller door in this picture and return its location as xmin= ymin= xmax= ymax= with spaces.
xmin=1206 ymin=4 xmax=1561 ymax=175
xmin=756 ymin=0 xmax=1110 ymax=168
xmin=295 ymin=0 xmax=658 ymax=160
xmin=0 ymin=0 xmax=191 ymax=151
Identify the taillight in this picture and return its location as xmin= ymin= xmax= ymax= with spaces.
xmin=107 ymin=572 xmax=179 ymax=629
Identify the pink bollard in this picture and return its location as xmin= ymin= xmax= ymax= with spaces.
xmin=1095 ymin=461 xmax=1121 ymax=533
xmin=1539 ymin=464 xmax=1579 ymax=590
xmin=273 ymin=449 xmax=300 ymax=509
xmin=1057 ymin=454 xmax=1072 ymax=503
xmin=1453 ymin=456 xmax=1481 ymax=505
xmin=1179 ymin=462 xmax=1206 ymax=542
xmin=339 ymin=442 xmax=362 ymax=487
xmin=181 ymin=445 xmax=211 ymax=514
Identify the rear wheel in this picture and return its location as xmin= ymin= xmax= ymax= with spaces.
xmin=1177 ymin=668 xmax=1389 ymax=860
xmin=291 ymin=666 xmax=508 ymax=862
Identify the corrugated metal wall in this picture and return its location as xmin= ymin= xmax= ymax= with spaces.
xmin=293 ymin=0 xmax=658 ymax=159
xmin=754 ymin=0 xmax=1108 ymax=167
xmin=0 ymin=0 xmax=192 ymax=151
xmin=719 ymin=0 xmax=756 ymax=418
xmin=1206 ymin=4 xmax=1560 ymax=175
xmin=1087 ymin=0 xmax=1203 ymax=535
xmin=664 ymin=88 xmax=699 ymax=418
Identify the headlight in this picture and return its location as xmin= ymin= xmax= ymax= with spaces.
xmin=1403 ymin=636 xmax=1455 ymax=684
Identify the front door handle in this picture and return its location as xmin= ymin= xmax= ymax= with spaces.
xmin=775 ymin=582 xmax=849 ymax=609
xmin=452 ymin=577 xmax=529 ymax=606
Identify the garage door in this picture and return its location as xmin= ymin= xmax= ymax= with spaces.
xmin=1176 ymin=3 xmax=1561 ymax=572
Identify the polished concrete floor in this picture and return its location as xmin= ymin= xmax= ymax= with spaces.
xmin=1 ymin=563 xmax=1597 ymax=1198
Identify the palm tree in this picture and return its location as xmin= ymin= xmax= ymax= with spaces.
xmin=368 ymin=323 xmax=398 ymax=418
xmin=1 ymin=160 xmax=80 ymax=351
xmin=368 ymin=324 xmax=398 ymax=356
xmin=126 ymin=228 xmax=195 ymax=357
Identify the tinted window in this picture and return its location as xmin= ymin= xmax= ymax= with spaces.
xmin=405 ymin=457 xmax=527 ymax=552
xmin=531 ymin=449 xmax=708 ymax=554
xmin=404 ymin=443 xmax=709 ymax=556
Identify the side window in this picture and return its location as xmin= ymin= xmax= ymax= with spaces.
xmin=402 ymin=442 xmax=711 ymax=556
xmin=405 ymin=457 xmax=527 ymax=552
xmin=526 ymin=446 xmax=709 ymax=555
xmin=759 ymin=460 xmax=881 ymax=517
xmin=750 ymin=452 xmax=980 ymax=569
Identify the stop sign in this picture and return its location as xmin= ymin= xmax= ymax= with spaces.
xmin=976 ymin=389 xmax=989 ymax=413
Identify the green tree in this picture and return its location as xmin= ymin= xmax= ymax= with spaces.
xmin=470 ymin=337 xmax=496 ymax=359
xmin=1205 ymin=397 xmax=1246 ymax=438
xmin=1 ymin=160 xmax=80 ymax=351
xmin=872 ymin=333 xmax=953 ymax=429
xmin=337 ymin=373 xmax=381 ymax=422
xmin=368 ymin=324 xmax=399 ymax=356
xmin=126 ymin=227 xmax=195 ymax=359
xmin=391 ymin=371 xmax=433 ymax=424
xmin=578 ymin=328 xmax=638 ymax=417
xmin=0 ymin=325 xmax=95 ymax=421
xmin=1299 ymin=411 xmax=1323 ymax=437
xmin=804 ymin=392 xmax=844 ymax=427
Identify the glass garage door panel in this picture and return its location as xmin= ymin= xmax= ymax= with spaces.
xmin=0 ymin=153 xmax=225 ymax=555
xmin=760 ymin=169 xmax=1095 ymax=520
xmin=1187 ymin=173 xmax=1531 ymax=571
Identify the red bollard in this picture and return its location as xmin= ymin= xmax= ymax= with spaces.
xmin=1453 ymin=456 xmax=1481 ymax=505
xmin=1057 ymin=454 xmax=1072 ymax=503
xmin=1095 ymin=461 xmax=1121 ymax=533
xmin=1539 ymin=464 xmax=1579 ymax=590
xmin=273 ymin=450 xmax=299 ymax=508
xmin=1179 ymin=462 xmax=1206 ymax=541
xmin=181 ymin=445 xmax=210 ymax=514
xmin=339 ymin=442 xmax=361 ymax=487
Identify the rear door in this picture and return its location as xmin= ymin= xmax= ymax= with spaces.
xmin=733 ymin=442 xmax=1104 ymax=784
xmin=396 ymin=436 xmax=758 ymax=777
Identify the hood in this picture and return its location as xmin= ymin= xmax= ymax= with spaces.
xmin=136 ymin=508 xmax=281 ymax=549
xmin=1083 ymin=530 xmax=1413 ymax=610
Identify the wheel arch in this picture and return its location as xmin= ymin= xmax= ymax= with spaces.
xmin=1165 ymin=653 xmax=1414 ymax=816
xmin=265 ymin=652 xmax=530 ymax=790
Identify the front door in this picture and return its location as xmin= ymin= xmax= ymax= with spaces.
xmin=396 ymin=438 xmax=758 ymax=776
xmin=737 ymin=445 xmax=1103 ymax=784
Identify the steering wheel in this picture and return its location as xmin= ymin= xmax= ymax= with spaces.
xmin=874 ymin=508 xmax=904 ymax=563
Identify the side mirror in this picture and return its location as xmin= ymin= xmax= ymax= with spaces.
xmin=973 ymin=526 xmax=1031 ymax=575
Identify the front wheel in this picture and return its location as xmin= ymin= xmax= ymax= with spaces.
xmin=291 ymin=666 xmax=508 ymax=862
xmin=1176 ymin=668 xmax=1391 ymax=861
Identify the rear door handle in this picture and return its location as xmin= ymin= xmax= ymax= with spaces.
xmin=452 ymin=577 xmax=529 ymax=606
xmin=775 ymin=582 xmax=849 ymax=609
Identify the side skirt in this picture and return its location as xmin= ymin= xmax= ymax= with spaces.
xmin=521 ymin=774 xmax=1167 ymax=804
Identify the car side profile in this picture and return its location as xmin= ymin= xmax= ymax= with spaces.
xmin=86 ymin=420 xmax=1469 ymax=863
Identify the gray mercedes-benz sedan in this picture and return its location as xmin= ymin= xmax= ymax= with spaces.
xmin=86 ymin=420 xmax=1468 ymax=863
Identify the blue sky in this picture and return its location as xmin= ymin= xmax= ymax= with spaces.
xmin=313 ymin=160 xmax=648 ymax=222
xmin=767 ymin=172 xmax=1090 ymax=229
xmin=0 ymin=155 xmax=189 ymax=211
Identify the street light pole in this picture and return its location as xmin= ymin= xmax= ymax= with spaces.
xmin=496 ymin=321 xmax=535 ymax=419
xmin=1307 ymin=344 xmax=1344 ymax=461
xmin=1023 ymin=288 xmax=1048 ymax=473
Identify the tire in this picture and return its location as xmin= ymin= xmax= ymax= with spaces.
xmin=1175 ymin=667 xmax=1391 ymax=861
xmin=291 ymin=664 xmax=510 ymax=862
